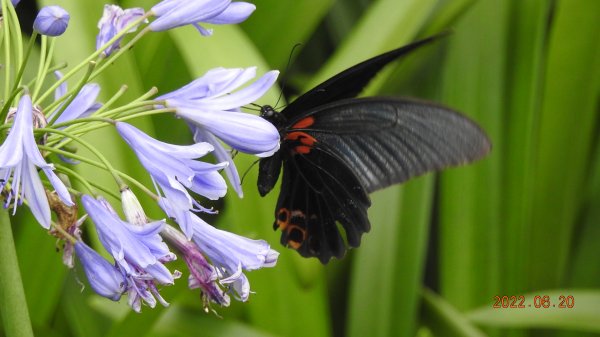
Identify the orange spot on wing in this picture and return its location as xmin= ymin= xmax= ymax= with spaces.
xmin=286 ymin=225 xmax=307 ymax=250
xmin=276 ymin=208 xmax=290 ymax=230
xmin=292 ymin=116 xmax=315 ymax=129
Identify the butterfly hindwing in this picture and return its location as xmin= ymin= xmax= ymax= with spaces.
xmin=274 ymin=145 xmax=371 ymax=263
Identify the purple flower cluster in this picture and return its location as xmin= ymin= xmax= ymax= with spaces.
xmin=1 ymin=0 xmax=281 ymax=314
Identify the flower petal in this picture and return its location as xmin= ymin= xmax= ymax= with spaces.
xmin=203 ymin=2 xmax=255 ymax=25
xmin=53 ymin=84 xmax=101 ymax=125
xmin=149 ymin=0 xmax=230 ymax=32
xmin=192 ymin=126 xmax=243 ymax=197
xmin=176 ymin=107 xmax=280 ymax=155
xmin=21 ymin=157 xmax=51 ymax=228
xmin=42 ymin=168 xmax=74 ymax=206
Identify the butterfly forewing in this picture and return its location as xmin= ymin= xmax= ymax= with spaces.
xmin=281 ymin=33 xmax=448 ymax=119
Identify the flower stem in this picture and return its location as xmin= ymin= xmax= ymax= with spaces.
xmin=0 ymin=208 xmax=34 ymax=337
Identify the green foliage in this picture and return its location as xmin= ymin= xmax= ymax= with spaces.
xmin=7 ymin=0 xmax=598 ymax=336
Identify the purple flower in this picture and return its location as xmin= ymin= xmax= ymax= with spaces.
xmin=158 ymin=67 xmax=280 ymax=196
xmin=0 ymin=95 xmax=73 ymax=228
xmin=116 ymin=122 xmax=226 ymax=239
xmin=161 ymin=225 xmax=230 ymax=308
xmin=82 ymin=195 xmax=177 ymax=312
xmin=33 ymin=6 xmax=70 ymax=36
xmin=160 ymin=202 xmax=278 ymax=301
xmin=149 ymin=0 xmax=255 ymax=34
xmin=191 ymin=215 xmax=278 ymax=301
xmin=96 ymin=5 xmax=146 ymax=56
xmin=74 ymin=241 xmax=126 ymax=301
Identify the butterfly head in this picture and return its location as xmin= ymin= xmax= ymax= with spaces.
xmin=259 ymin=105 xmax=287 ymax=128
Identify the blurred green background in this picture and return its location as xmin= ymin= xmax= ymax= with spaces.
xmin=5 ymin=0 xmax=599 ymax=336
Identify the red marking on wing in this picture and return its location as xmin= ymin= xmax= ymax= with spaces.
xmin=292 ymin=116 xmax=315 ymax=129
xmin=285 ymin=131 xmax=316 ymax=145
xmin=286 ymin=131 xmax=317 ymax=154
xmin=294 ymin=146 xmax=311 ymax=154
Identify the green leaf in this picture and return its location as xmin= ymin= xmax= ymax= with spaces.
xmin=420 ymin=288 xmax=487 ymax=337
xmin=308 ymin=0 xmax=438 ymax=89
xmin=527 ymin=0 xmax=600 ymax=290
xmin=501 ymin=0 xmax=552 ymax=297
xmin=60 ymin=276 xmax=111 ymax=337
xmin=467 ymin=290 xmax=600 ymax=333
xmin=240 ymin=0 xmax=335 ymax=69
xmin=437 ymin=0 xmax=507 ymax=311
xmin=348 ymin=177 xmax=434 ymax=337
xmin=148 ymin=305 xmax=277 ymax=337
xmin=15 ymin=212 xmax=67 ymax=328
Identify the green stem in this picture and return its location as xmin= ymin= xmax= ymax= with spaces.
xmin=89 ymin=26 xmax=152 ymax=80
xmin=2 ymin=0 xmax=12 ymax=100
xmin=37 ymin=128 xmax=125 ymax=189
xmin=0 ymin=208 xmax=34 ymax=337
xmin=9 ymin=32 xmax=38 ymax=95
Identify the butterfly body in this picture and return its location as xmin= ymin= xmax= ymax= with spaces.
xmin=257 ymin=35 xmax=491 ymax=263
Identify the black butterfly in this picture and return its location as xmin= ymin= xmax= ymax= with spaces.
xmin=257 ymin=34 xmax=491 ymax=263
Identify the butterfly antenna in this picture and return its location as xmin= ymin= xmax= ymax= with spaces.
xmin=275 ymin=43 xmax=303 ymax=109
xmin=242 ymin=102 xmax=263 ymax=112
xmin=240 ymin=158 xmax=261 ymax=185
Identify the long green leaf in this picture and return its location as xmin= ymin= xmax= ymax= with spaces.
xmin=438 ymin=0 xmax=506 ymax=311
xmin=240 ymin=0 xmax=335 ymax=70
xmin=420 ymin=288 xmax=487 ymax=337
xmin=467 ymin=290 xmax=600 ymax=333
xmin=348 ymin=177 xmax=434 ymax=337
xmin=527 ymin=0 xmax=600 ymax=290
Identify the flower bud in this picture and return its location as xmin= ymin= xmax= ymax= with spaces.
xmin=121 ymin=187 xmax=148 ymax=226
xmin=74 ymin=242 xmax=126 ymax=301
xmin=34 ymin=6 xmax=70 ymax=36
